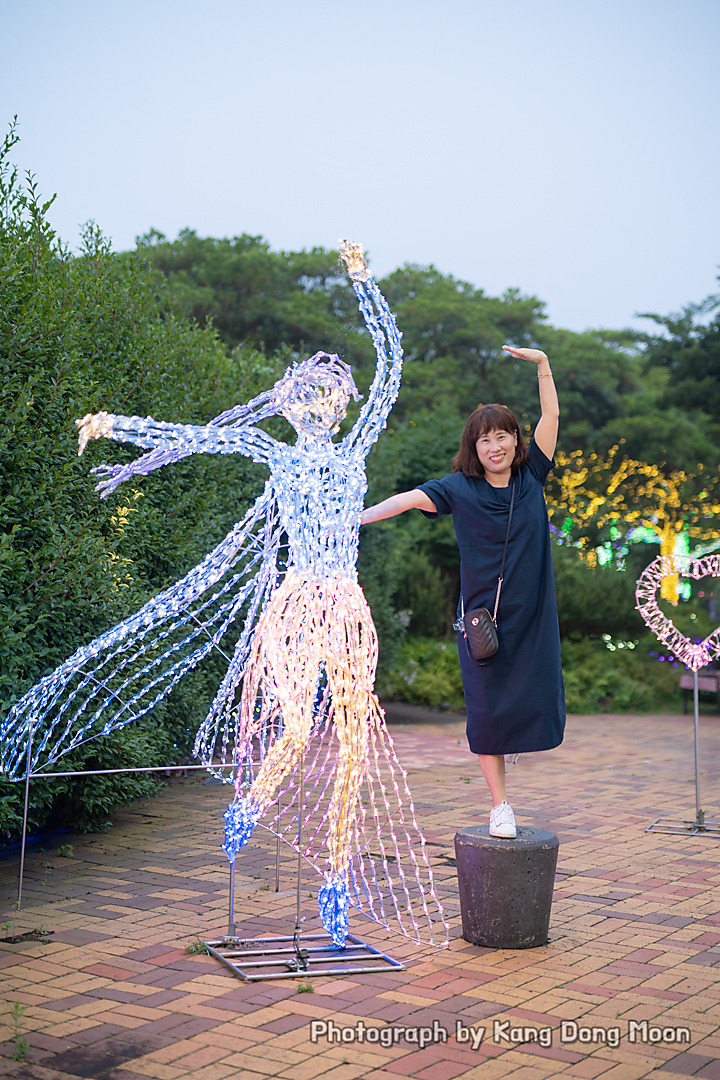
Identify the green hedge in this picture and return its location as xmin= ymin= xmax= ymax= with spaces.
xmin=0 ymin=126 xmax=276 ymax=840
xmin=378 ymin=633 xmax=685 ymax=715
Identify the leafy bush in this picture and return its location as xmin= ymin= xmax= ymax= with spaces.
xmin=0 ymin=125 xmax=274 ymax=839
xmin=377 ymin=637 xmax=465 ymax=709
xmin=552 ymin=544 xmax=645 ymax=640
xmin=378 ymin=632 xmax=685 ymax=716
xmin=560 ymin=636 xmax=681 ymax=713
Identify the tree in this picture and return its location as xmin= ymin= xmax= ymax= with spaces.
xmin=136 ymin=228 xmax=368 ymax=364
xmin=546 ymin=446 xmax=720 ymax=602
xmin=642 ymin=287 xmax=720 ymax=426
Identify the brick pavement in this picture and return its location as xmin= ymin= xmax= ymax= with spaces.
xmin=1 ymin=711 xmax=719 ymax=1080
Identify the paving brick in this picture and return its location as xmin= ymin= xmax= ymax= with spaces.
xmin=412 ymin=1062 xmax=471 ymax=1080
xmin=171 ymin=1044 xmax=234 ymax=1070
xmin=2 ymin=715 xmax=720 ymax=1080
xmin=658 ymin=1053 xmax=716 ymax=1074
xmin=260 ymin=1013 xmax=314 ymax=1034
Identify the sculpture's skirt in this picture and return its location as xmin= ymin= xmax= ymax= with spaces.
xmin=239 ymin=572 xmax=380 ymax=877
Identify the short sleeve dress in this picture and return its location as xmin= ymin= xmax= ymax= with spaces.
xmin=417 ymin=439 xmax=565 ymax=756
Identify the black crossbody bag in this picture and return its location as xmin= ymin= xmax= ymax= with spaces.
xmin=453 ymin=478 xmax=515 ymax=665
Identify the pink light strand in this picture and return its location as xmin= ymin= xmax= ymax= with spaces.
xmin=636 ymin=554 xmax=720 ymax=671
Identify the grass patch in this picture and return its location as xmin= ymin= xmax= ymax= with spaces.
xmin=1 ymin=928 xmax=53 ymax=945
xmin=185 ymin=938 xmax=208 ymax=955
xmin=11 ymin=1002 xmax=28 ymax=1061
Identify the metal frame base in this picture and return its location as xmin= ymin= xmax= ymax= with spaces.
xmin=645 ymin=814 xmax=720 ymax=836
xmin=644 ymin=670 xmax=720 ymax=840
xmin=203 ymin=932 xmax=405 ymax=981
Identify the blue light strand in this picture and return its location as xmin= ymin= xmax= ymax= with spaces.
xmin=1 ymin=489 xmax=277 ymax=778
xmin=223 ymin=798 xmax=262 ymax=863
xmin=318 ymin=876 xmax=350 ymax=948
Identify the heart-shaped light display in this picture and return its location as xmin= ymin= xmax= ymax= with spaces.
xmin=636 ymin=554 xmax=720 ymax=671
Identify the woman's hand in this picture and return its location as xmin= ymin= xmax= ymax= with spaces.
xmin=502 ymin=346 xmax=548 ymax=365
xmin=504 ymin=346 xmax=558 ymax=459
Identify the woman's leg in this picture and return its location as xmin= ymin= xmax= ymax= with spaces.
xmin=478 ymin=754 xmax=506 ymax=806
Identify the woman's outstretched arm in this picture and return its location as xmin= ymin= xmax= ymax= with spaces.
xmin=360 ymin=489 xmax=436 ymax=525
xmin=502 ymin=346 xmax=559 ymax=460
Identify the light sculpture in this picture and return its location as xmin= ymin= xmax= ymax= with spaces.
xmin=1 ymin=242 xmax=447 ymax=950
xmin=636 ymin=554 xmax=720 ymax=671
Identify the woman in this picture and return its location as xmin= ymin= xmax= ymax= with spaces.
xmin=360 ymin=347 xmax=565 ymax=839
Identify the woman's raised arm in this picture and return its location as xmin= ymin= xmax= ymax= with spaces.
xmin=502 ymin=346 xmax=559 ymax=460
xmin=360 ymin=489 xmax=436 ymax=525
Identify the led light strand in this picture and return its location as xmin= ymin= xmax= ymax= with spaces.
xmin=636 ymin=554 xmax=720 ymax=671
xmin=5 ymin=243 xmax=447 ymax=950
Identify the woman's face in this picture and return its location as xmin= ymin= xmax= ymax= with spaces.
xmin=475 ymin=427 xmax=517 ymax=476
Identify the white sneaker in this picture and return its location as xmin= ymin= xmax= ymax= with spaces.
xmin=489 ymin=802 xmax=516 ymax=839
xmin=504 ymin=754 xmax=520 ymax=769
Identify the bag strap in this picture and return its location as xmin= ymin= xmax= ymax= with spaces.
xmin=492 ymin=477 xmax=516 ymax=623
xmin=459 ymin=476 xmax=516 ymax=625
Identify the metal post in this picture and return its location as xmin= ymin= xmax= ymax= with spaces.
xmin=693 ymin=670 xmax=704 ymax=828
xmin=275 ymin=791 xmax=282 ymax=892
xmin=645 ymin=667 xmax=720 ymax=835
xmin=17 ymin=724 xmax=35 ymax=911
xmin=295 ymin=753 xmax=303 ymax=934
xmin=228 ymin=861 xmax=236 ymax=937
xmin=292 ymin=750 xmax=309 ymax=971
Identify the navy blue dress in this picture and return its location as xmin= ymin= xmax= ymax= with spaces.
xmin=418 ymin=439 xmax=565 ymax=756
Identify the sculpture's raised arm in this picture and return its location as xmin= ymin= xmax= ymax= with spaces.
xmin=77 ymin=401 xmax=279 ymax=498
xmin=339 ymin=241 xmax=404 ymax=457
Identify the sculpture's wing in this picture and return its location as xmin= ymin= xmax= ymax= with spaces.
xmin=1 ymin=485 xmax=283 ymax=780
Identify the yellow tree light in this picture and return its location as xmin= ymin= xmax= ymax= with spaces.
xmin=547 ymin=446 xmax=720 ymax=603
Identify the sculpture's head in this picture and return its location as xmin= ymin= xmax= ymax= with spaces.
xmin=274 ymin=353 xmax=361 ymax=437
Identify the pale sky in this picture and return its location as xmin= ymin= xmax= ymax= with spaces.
xmin=2 ymin=0 xmax=719 ymax=332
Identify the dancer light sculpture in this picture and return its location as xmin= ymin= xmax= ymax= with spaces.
xmin=2 ymin=242 xmax=447 ymax=950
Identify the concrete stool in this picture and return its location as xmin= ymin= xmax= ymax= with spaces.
xmin=454 ymin=825 xmax=558 ymax=949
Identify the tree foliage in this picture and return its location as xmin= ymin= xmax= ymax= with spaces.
xmin=642 ymin=293 xmax=720 ymax=426
xmin=140 ymin=224 xmax=720 ymax=679
xmin=136 ymin=228 xmax=368 ymax=365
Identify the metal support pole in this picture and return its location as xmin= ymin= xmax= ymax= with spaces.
xmin=693 ymin=670 xmax=704 ymax=828
xmin=228 ymin=861 xmax=236 ymax=937
xmin=292 ymin=751 xmax=309 ymax=971
xmin=27 ymin=762 xmax=237 ymax=780
xmin=17 ymin=724 xmax=35 ymax=911
xmin=645 ymin=666 xmax=719 ymax=835
xmin=295 ymin=754 xmax=304 ymax=935
xmin=275 ymin=792 xmax=282 ymax=892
